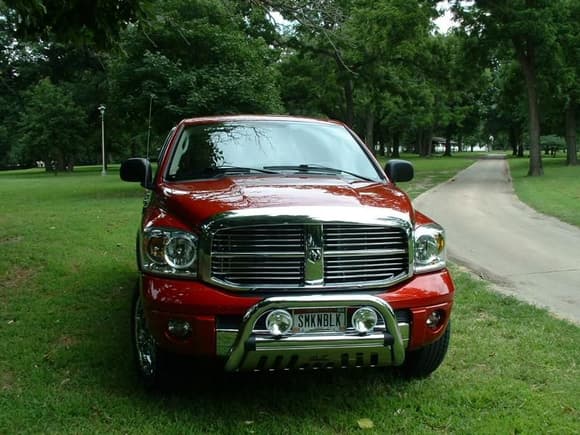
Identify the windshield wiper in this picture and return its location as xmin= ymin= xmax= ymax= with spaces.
xmin=263 ymin=164 xmax=376 ymax=182
xmin=210 ymin=165 xmax=279 ymax=175
xmin=167 ymin=165 xmax=278 ymax=181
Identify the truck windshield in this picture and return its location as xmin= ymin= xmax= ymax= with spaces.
xmin=165 ymin=120 xmax=383 ymax=182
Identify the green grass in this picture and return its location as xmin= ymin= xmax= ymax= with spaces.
xmin=508 ymin=156 xmax=580 ymax=228
xmin=378 ymin=153 xmax=480 ymax=198
xmin=1 ymin=166 xmax=579 ymax=434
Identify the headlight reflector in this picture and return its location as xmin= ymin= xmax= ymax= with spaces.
xmin=414 ymin=224 xmax=446 ymax=273
xmin=141 ymin=228 xmax=198 ymax=277
xmin=164 ymin=233 xmax=197 ymax=269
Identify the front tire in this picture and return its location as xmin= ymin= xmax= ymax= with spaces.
xmin=401 ymin=321 xmax=451 ymax=378
xmin=132 ymin=287 xmax=169 ymax=389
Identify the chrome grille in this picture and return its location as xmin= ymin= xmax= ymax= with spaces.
xmin=212 ymin=225 xmax=304 ymax=286
xmin=324 ymin=224 xmax=408 ymax=285
xmin=209 ymin=223 xmax=409 ymax=290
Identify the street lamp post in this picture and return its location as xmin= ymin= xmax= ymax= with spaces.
xmin=98 ymin=104 xmax=106 ymax=176
xmin=146 ymin=94 xmax=153 ymax=159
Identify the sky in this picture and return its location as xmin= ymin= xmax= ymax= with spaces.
xmin=271 ymin=2 xmax=463 ymax=34
xmin=435 ymin=2 xmax=457 ymax=33
xmin=434 ymin=1 xmax=459 ymax=33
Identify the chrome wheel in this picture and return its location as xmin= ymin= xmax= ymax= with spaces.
xmin=133 ymin=293 xmax=157 ymax=378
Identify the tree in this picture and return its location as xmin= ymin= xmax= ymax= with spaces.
xmin=270 ymin=0 xmax=440 ymax=154
xmin=3 ymin=0 xmax=145 ymax=48
xmin=106 ymin=0 xmax=282 ymax=159
xmin=454 ymin=0 xmax=557 ymax=176
xmin=487 ymin=61 xmax=527 ymax=156
xmin=14 ymin=78 xmax=87 ymax=171
xmin=426 ymin=33 xmax=490 ymax=157
xmin=550 ymin=0 xmax=579 ymax=165
xmin=1 ymin=2 xmax=112 ymax=167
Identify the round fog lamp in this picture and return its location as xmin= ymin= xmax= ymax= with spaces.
xmin=426 ymin=310 xmax=443 ymax=329
xmin=352 ymin=307 xmax=378 ymax=334
xmin=265 ymin=309 xmax=293 ymax=336
xmin=168 ymin=319 xmax=192 ymax=338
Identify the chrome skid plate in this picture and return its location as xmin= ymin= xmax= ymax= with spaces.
xmin=219 ymin=295 xmax=407 ymax=372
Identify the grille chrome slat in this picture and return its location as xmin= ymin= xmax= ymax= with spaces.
xmin=326 ymin=258 xmax=404 ymax=265
xmin=325 ymin=241 xmax=403 ymax=247
xmin=209 ymin=222 xmax=409 ymax=289
xmin=212 ymin=266 xmax=301 ymax=271
xmin=324 ymin=249 xmax=406 ymax=257
xmin=213 ymin=252 xmax=304 ymax=258
xmin=214 ymin=271 xmax=300 ymax=276
xmin=326 ymin=273 xmax=395 ymax=280
xmin=326 ymin=264 xmax=404 ymax=271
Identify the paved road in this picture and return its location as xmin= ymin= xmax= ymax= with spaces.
xmin=414 ymin=155 xmax=580 ymax=324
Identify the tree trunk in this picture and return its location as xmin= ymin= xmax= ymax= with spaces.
xmin=130 ymin=140 xmax=137 ymax=157
xmin=420 ymin=128 xmax=432 ymax=157
xmin=444 ymin=126 xmax=452 ymax=157
xmin=514 ymin=39 xmax=543 ymax=175
xmin=414 ymin=131 xmax=422 ymax=154
xmin=565 ymin=102 xmax=578 ymax=166
xmin=509 ymin=127 xmax=518 ymax=156
xmin=343 ymin=79 xmax=354 ymax=128
xmin=392 ymin=131 xmax=401 ymax=158
xmin=365 ymin=110 xmax=375 ymax=155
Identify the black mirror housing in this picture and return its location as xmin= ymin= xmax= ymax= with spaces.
xmin=120 ymin=158 xmax=153 ymax=189
xmin=385 ymin=159 xmax=414 ymax=183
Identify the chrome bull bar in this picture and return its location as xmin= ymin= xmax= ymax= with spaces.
xmin=222 ymin=295 xmax=407 ymax=372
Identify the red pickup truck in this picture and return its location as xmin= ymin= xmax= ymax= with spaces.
xmin=120 ymin=115 xmax=454 ymax=387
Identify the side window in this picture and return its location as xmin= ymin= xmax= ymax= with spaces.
xmin=157 ymin=127 xmax=176 ymax=163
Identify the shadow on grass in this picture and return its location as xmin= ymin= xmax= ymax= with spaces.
xmin=84 ymin=274 xmax=412 ymax=417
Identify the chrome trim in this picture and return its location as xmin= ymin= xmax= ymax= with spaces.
xmin=304 ymin=224 xmax=324 ymax=285
xmin=199 ymin=206 xmax=414 ymax=292
xmin=221 ymin=294 xmax=406 ymax=372
xmin=216 ymin=322 xmax=410 ymax=358
xmin=325 ymin=248 xmax=407 ymax=257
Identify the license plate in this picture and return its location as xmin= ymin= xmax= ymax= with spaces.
xmin=292 ymin=309 xmax=347 ymax=333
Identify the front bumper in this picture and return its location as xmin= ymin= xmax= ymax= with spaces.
xmin=222 ymin=295 xmax=405 ymax=372
xmin=140 ymin=269 xmax=454 ymax=370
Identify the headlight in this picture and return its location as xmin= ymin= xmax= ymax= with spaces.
xmin=141 ymin=228 xmax=198 ymax=277
xmin=414 ymin=224 xmax=446 ymax=273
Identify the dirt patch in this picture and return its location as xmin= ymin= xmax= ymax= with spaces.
xmin=0 ymin=266 xmax=36 ymax=291
xmin=1 ymin=371 xmax=17 ymax=391
xmin=43 ymin=335 xmax=80 ymax=364
xmin=57 ymin=335 xmax=80 ymax=348
xmin=0 ymin=235 xmax=23 ymax=245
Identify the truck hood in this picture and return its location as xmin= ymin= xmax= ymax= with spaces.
xmin=158 ymin=176 xmax=414 ymax=228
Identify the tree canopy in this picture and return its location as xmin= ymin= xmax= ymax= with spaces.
xmin=0 ymin=0 xmax=577 ymax=173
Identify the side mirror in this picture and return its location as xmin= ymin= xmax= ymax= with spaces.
xmin=385 ymin=159 xmax=414 ymax=183
xmin=120 ymin=158 xmax=153 ymax=189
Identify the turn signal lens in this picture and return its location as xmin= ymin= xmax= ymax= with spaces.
xmin=352 ymin=307 xmax=378 ymax=334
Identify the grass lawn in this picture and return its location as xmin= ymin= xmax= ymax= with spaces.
xmin=1 ymin=164 xmax=578 ymax=434
xmin=508 ymin=156 xmax=580 ymax=228
xmin=377 ymin=152 xmax=482 ymax=198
